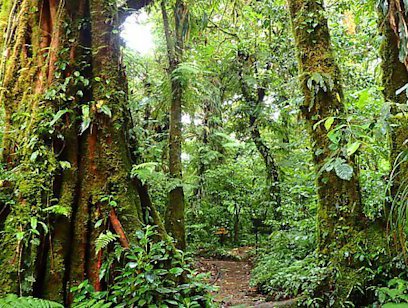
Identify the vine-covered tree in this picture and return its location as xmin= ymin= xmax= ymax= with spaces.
xmin=287 ymin=0 xmax=387 ymax=303
xmin=0 ymin=0 xmax=169 ymax=303
xmin=238 ymin=53 xmax=281 ymax=220
xmin=378 ymin=0 xmax=408 ymax=242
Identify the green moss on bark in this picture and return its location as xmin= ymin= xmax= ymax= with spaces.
xmin=378 ymin=5 xmax=408 ymax=236
xmin=287 ymin=0 xmax=388 ymax=305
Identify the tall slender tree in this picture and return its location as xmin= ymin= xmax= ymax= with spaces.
xmin=0 ymin=0 xmax=167 ymax=303
xmin=161 ymin=0 xmax=188 ymax=250
xmin=238 ymin=54 xmax=281 ymax=220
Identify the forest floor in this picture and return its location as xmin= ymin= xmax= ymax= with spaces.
xmin=196 ymin=247 xmax=297 ymax=307
xmin=197 ymin=258 xmax=266 ymax=307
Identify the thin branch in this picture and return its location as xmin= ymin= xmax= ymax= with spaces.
xmin=208 ymin=19 xmax=240 ymax=39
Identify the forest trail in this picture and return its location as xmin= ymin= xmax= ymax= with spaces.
xmin=198 ymin=258 xmax=267 ymax=307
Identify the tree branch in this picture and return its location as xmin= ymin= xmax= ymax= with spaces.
xmin=126 ymin=0 xmax=154 ymax=11
xmin=119 ymin=0 xmax=154 ymax=24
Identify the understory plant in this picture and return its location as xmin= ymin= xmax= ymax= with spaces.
xmin=251 ymin=228 xmax=325 ymax=301
xmin=71 ymin=225 xmax=216 ymax=307
xmin=0 ymin=294 xmax=63 ymax=308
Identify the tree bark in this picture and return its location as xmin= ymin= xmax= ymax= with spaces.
xmin=161 ymin=0 xmax=187 ymax=250
xmin=287 ymin=0 xmax=387 ymax=304
xmin=0 ymin=0 xmax=164 ymax=303
xmin=378 ymin=1 xmax=408 ymax=242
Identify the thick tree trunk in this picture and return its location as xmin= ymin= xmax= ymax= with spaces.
xmin=287 ymin=0 xmax=386 ymax=304
xmin=161 ymin=0 xmax=187 ymax=250
xmin=0 ymin=0 xmax=162 ymax=303
xmin=378 ymin=1 xmax=408 ymax=241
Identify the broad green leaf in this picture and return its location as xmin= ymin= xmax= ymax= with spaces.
xmin=334 ymin=162 xmax=353 ymax=181
xmin=30 ymin=217 xmax=38 ymax=230
xmin=39 ymin=221 xmax=49 ymax=234
xmin=327 ymin=130 xmax=340 ymax=144
xmin=30 ymin=151 xmax=39 ymax=162
xmin=60 ymin=161 xmax=71 ymax=170
xmin=50 ymin=109 xmax=71 ymax=127
xmin=346 ymin=142 xmax=361 ymax=156
xmin=95 ymin=219 xmax=103 ymax=228
xmin=16 ymin=232 xmax=25 ymax=240
xmin=356 ymin=89 xmax=370 ymax=109
xmin=100 ymin=105 xmax=112 ymax=118
xmin=324 ymin=117 xmax=335 ymax=131
xmin=80 ymin=105 xmax=91 ymax=134
xmin=169 ymin=267 xmax=184 ymax=276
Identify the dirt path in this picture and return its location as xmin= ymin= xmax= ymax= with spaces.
xmin=198 ymin=259 xmax=267 ymax=307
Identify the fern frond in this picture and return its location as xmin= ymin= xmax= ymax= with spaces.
xmin=95 ymin=231 xmax=119 ymax=254
xmin=0 ymin=294 xmax=63 ymax=308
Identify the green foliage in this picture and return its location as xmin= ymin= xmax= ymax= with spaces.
xmin=377 ymin=278 xmax=408 ymax=305
xmin=0 ymin=294 xmax=63 ymax=308
xmin=95 ymin=231 xmax=119 ymax=254
xmin=306 ymin=72 xmax=335 ymax=108
xmin=251 ymin=228 xmax=323 ymax=301
xmin=72 ymin=226 xmax=216 ymax=307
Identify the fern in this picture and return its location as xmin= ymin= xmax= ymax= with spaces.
xmin=95 ymin=231 xmax=118 ymax=254
xmin=0 ymin=294 xmax=63 ymax=308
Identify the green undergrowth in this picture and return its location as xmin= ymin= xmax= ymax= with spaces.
xmin=251 ymin=227 xmax=408 ymax=307
xmin=0 ymin=226 xmax=216 ymax=308
xmin=71 ymin=225 xmax=216 ymax=307
xmin=251 ymin=228 xmax=320 ymax=301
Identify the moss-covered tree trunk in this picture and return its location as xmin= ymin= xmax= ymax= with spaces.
xmin=287 ymin=0 xmax=386 ymax=304
xmin=378 ymin=1 xmax=408 ymax=242
xmin=0 ymin=0 xmax=161 ymax=304
xmin=161 ymin=0 xmax=187 ymax=250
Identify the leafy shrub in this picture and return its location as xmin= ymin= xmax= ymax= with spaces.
xmin=72 ymin=225 xmax=216 ymax=307
xmin=376 ymin=278 xmax=408 ymax=306
xmin=251 ymin=228 xmax=327 ymax=301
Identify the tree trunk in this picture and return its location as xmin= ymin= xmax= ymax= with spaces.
xmin=287 ymin=0 xmax=386 ymax=304
xmin=238 ymin=56 xmax=281 ymax=220
xmin=161 ymin=0 xmax=187 ymax=250
xmin=0 ymin=0 xmax=163 ymax=303
xmin=233 ymin=205 xmax=240 ymax=243
xmin=378 ymin=1 xmax=408 ymax=244
xmin=195 ymin=100 xmax=210 ymax=200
